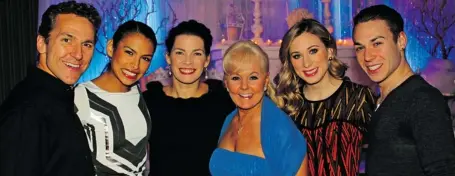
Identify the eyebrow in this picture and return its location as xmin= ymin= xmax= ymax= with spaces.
xmin=124 ymin=46 xmax=137 ymax=54
xmin=59 ymin=32 xmax=74 ymax=39
xmin=124 ymin=46 xmax=153 ymax=57
xmin=289 ymin=45 xmax=319 ymax=54
xmin=59 ymin=32 xmax=94 ymax=44
xmin=142 ymin=54 xmax=154 ymax=57
xmin=249 ymin=71 xmax=260 ymax=75
xmin=307 ymin=45 xmax=319 ymax=50
xmin=83 ymin=39 xmax=95 ymax=44
xmin=354 ymin=41 xmax=362 ymax=46
xmin=233 ymin=71 xmax=261 ymax=75
xmin=354 ymin=36 xmax=385 ymax=46
xmin=370 ymin=36 xmax=385 ymax=42
xmin=173 ymin=48 xmax=205 ymax=52
xmin=192 ymin=49 xmax=204 ymax=52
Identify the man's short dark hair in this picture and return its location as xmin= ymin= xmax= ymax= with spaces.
xmin=353 ymin=4 xmax=404 ymax=42
xmin=38 ymin=1 xmax=101 ymax=43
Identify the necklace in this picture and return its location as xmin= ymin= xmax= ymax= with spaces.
xmin=236 ymin=113 xmax=254 ymax=135
xmin=237 ymin=117 xmax=246 ymax=134
xmin=237 ymin=126 xmax=244 ymax=134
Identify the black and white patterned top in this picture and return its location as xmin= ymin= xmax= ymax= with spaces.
xmin=75 ymin=81 xmax=151 ymax=176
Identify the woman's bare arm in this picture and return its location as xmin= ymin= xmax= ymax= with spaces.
xmin=295 ymin=155 xmax=308 ymax=176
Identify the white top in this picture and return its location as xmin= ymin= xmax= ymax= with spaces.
xmin=74 ymin=81 xmax=151 ymax=176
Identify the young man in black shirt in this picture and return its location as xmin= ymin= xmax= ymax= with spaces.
xmin=353 ymin=4 xmax=455 ymax=175
xmin=0 ymin=1 xmax=101 ymax=175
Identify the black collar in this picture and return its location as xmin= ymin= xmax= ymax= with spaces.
xmin=26 ymin=66 xmax=74 ymax=103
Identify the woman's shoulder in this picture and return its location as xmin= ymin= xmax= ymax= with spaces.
xmin=74 ymin=81 xmax=94 ymax=97
xmin=145 ymin=81 xmax=164 ymax=90
xmin=75 ymin=81 xmax=91 ymax=90
xmin=261 ymin=98 xmax=306 ymax=175
xmin=143 ymin=81 xmax=165 ymax=96
xmin=205 ymin=79 xmax=233 ymax=102
xmin=205 ymin=79 xmax=225 ymax=92
xmin=262 ymin=97 xmax=298 ymax=132
xmin=75 ymin=81 xmax=109 ymax=94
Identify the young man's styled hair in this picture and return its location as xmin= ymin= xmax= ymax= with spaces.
xmin=353 ymin=4 xmax=404 ymax=42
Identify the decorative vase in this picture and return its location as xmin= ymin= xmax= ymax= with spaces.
xmin=227 ymin=26 xmax=241 ymax=41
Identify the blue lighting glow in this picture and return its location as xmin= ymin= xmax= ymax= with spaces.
xmin=69 ymin=0 xmax=443 ymax=83
xmin=78 ymin=0 xmax=167 ymax=83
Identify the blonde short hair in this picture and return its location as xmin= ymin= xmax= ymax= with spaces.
xmin=222 ymin=40 xmax=278 ymax=99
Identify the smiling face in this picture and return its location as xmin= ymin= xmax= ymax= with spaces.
xmin=37 ymin=14 xmax=96 ymax=85
xmin=225 ymin=56 xmax=269 ymax=110
xmin=353 ymin=19 xmax=406 ymax=84
xmin=166 ymin=34 xmax=210 ymax=84
xmin=107 ymin=32 xmax=155 ymax=87
xmin=289 ymin=32 xmax=333 ymax=85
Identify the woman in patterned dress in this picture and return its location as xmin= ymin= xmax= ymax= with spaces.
xmin=74 ymin=20 xmax=157 ymax=175
xmin=272 ymin=19 xmax=376 ymax=176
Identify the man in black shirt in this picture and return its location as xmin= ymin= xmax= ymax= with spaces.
xmin=0 ymin=1 xmax=100 ymax=175
xmin=353 ymin=4 xmax=455 ymax=175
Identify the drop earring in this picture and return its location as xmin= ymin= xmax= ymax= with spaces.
xmin=205 ymin=67 xmax=208 ymax=79
xmin=168 ymin=65 xmax=172 ymax=76
xmin=264 ymin=86 xmax=267 ymax=91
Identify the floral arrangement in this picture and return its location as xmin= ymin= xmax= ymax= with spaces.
xmin=286 ymin=8 xmax=314 ymax=28
xmin=227 ymin=3 xmax=245 ymax=28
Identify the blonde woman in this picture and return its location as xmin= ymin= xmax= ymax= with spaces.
xmin=209 ymin=41 xmax=308 ymax=175
xmin=274 ymin=19 xmax=376 ymax=176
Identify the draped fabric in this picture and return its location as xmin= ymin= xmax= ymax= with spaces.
xmin=210 ymin=96 xmax=307 ymax=175
xmin=0 ymin=0 xmax=38 ymax=104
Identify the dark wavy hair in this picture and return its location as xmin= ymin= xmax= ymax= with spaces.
xmin=165 ymin=19 xmax=213 ymax=56
xmin=38 ymin=1 xmax=101 ymax=43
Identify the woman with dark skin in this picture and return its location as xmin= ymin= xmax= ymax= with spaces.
xmin=75 ymin=20 xmax=157 ymax=175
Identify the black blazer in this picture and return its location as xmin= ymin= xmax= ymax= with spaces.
xmin=0 ymin=67 xmax=94 ymax=176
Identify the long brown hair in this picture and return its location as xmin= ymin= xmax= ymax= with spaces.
xmin=274 ymin=19 xmax=347 ymax=118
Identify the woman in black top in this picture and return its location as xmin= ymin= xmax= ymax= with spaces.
xmin=143 ymin=20 xmax=235 ymax=175
xmin=273 ymin=19 xmax=375 ymax=176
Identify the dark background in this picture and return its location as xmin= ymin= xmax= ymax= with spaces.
xmin=0 ymin=0 xmax=38 ymax=104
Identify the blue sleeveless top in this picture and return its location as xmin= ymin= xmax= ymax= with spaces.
xmin=209 ymin=96 xmax=307 ymax=175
